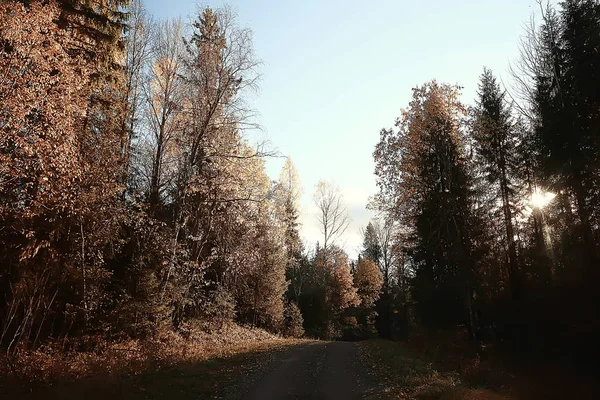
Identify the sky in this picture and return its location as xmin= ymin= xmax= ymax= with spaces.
xmin=145 ymin=0 xmax=544 ymax=258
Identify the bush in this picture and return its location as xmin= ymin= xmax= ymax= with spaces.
xmin=283 ymin=302 xmax=304 ymax=338
xmin=203 ymin=286 xmax=237 ymax=330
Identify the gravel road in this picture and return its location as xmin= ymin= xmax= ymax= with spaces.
xmin=232 ymin=341 xmax=360 ymax=400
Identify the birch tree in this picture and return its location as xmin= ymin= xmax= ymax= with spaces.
xmin=314 ymin=180 xmax=351 ymax=251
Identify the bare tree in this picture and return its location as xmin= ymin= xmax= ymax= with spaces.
xmin=507 ymin=1 xmax=557 ymax=122
xmin=123 ymin=0 xmax=152 ymax=188
xmin=373 ymin=218 xmax=394 ymax=289
xmin=314 ymin=180 xmax=351 ymax=250
xmin=279 ymin=157 xmax=303 ymax=206
xmin=361 ymin=217 xmax=395 ymax=289
xmin=141 ymin=18 xmax=187 ymax=207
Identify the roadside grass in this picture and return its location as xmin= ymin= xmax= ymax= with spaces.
xmin=0 ymin=323 xmax=308 ymax=399
xmin=409 ymin=328 xmax=600 ymax=400
xmin=358 ymin=339 xmax=510 ymax=400
xmin=359 ymin=337 xmax=600 ymax=400
xmin=43 ymin=339 xmax=303 ymax=400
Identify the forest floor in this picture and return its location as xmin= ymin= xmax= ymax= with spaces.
xmin=0 ymin=323 xmax=305 ymax=400
xmin=2 ymin=335 xmax=600 ymax=399
xmin=359 ymin=339 xmax=600 ymax=400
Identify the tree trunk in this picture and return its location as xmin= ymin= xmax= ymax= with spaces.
xmin=571 ymin=169 xmax=596 ymax=271
xmin=500 ymin=173 xmax=520 ymax=301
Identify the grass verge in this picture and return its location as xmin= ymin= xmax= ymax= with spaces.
xmin=359 ymin=338 xmax=600 ymax=400
xmin=0 ymin=323 xmax=307 ymax=399
xmin=358 ymin=339 xmax=508 ymax=400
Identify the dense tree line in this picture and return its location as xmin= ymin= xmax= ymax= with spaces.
xmin=373 ymin=0 xmax=600 ymax=366
xmin=0 ymin=0 xmax=383 ymax=353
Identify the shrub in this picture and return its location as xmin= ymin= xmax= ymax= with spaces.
xmin=283 ymin=302 xmax=304 ymax=338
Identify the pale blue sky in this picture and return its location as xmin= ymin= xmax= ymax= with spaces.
xmin=145 ymin=0 xmax=544 ymax=257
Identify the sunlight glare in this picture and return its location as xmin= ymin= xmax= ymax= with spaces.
xmin=529 ymin=189 xmax=556 ymax=210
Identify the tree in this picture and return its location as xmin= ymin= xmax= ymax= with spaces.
xmin=322 ymin=247 xmax=359 ymax=339
xmin=313 ymin=180 xmax=351 ymax=250
xmin=362 ymin=218 xmax=395 ymax=290
xmin=274 ymin=159 xmax=306 ymax=302
xmin=243 ymin=211 xmax=288 ymax=331
xmin=354 ymin=258 xmax=383 ymax=336
xmin=361 ymin=218 xmax=398 ymax=337
xmin=499 ymin=0 xmax=600 ymax=359
xmin=0 ymin=0 xmax=127 ymax=349
xmin=141 ymin=18 xmax=186 ymax=209
xmin=472 ymin=68 xmax=521 ymax=300
xmin=283 ymin=301 xmax=304 ymax=338
xmin=296 ymin=245 xmax=359 ymax=339
xmin=122 ymin=0 xmax=152 ymax=191
xmin=1 ymin=1 xmax=91 ymax=350
xmin=279 ymin=157 xmax=303 ymax=208
xmin=170 ymin=6 xmax=262 ymax=270
xmin=362 ymin=222 xmax=382 ymax=266
xmin=283 ymin=197 xmax=306 ymax=302
xmin=374 ymin=82 xmax=479 ymax=333
xmin=527 ymin=0 xmax=600 ymax=272
xmin=177 ymin=6 xmax=260 ymax=197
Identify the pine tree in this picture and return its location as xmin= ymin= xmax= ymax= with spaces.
xmin=532 ymin=1 xmax=600 ymax=271
xmin=362 ymin=222 xmax=382 ymax=266
xmin=276 ymin=159 xmax=305 ymax=302
xmin=472 ymin=68 xmax=520 ymax=299
xmin=284 ymin=196 xmax=306 ymax=301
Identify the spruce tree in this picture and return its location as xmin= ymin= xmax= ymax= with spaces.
xmin=362 ymin=222 xmax=382 ymax=266
xmin=533 ymin=0 xmax=600 ymax=270
xmin=472 ymin=68 xmax=520 ymax=299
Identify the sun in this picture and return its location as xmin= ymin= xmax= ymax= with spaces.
xmin=529 ymin=188 xmax=556 ymax=210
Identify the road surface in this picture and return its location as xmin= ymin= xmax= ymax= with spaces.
xmin=239 ymin=341 xmax=360 ymax=400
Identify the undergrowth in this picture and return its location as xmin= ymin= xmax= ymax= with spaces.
xmin=0 ymin=322 xmax=303 ymax=384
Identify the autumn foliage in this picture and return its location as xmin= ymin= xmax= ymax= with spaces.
xmin=0 ymin=2 xmax=387 ymax=368
xmin=6 ymin=0 xmax=599 ymax=390
xmin=354 ymin=258 xmax=383 ymax=336
xmin=0 ymin=0 xmax=125 ymax=352
xmin=0 ymin=1 xmax=281 ymax=355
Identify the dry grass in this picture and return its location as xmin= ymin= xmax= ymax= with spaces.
xmin=358 ymin=339 xmax=512 ymax=400
xmin=434 ymin=388 xmax=509 ymax=400
xmin=405 ymin=329 xmax=600 ymax=400
xmin=0 ymin=322 xmax=306 ymax=387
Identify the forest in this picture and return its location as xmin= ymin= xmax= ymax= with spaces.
xmin=1 ymin=0 xmax=599 ymax=398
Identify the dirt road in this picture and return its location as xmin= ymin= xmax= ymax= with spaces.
xmin=12 ymin=339 xmax=600 ymax=400
xmin=240 ymin=341 xmax=360 ymax=400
